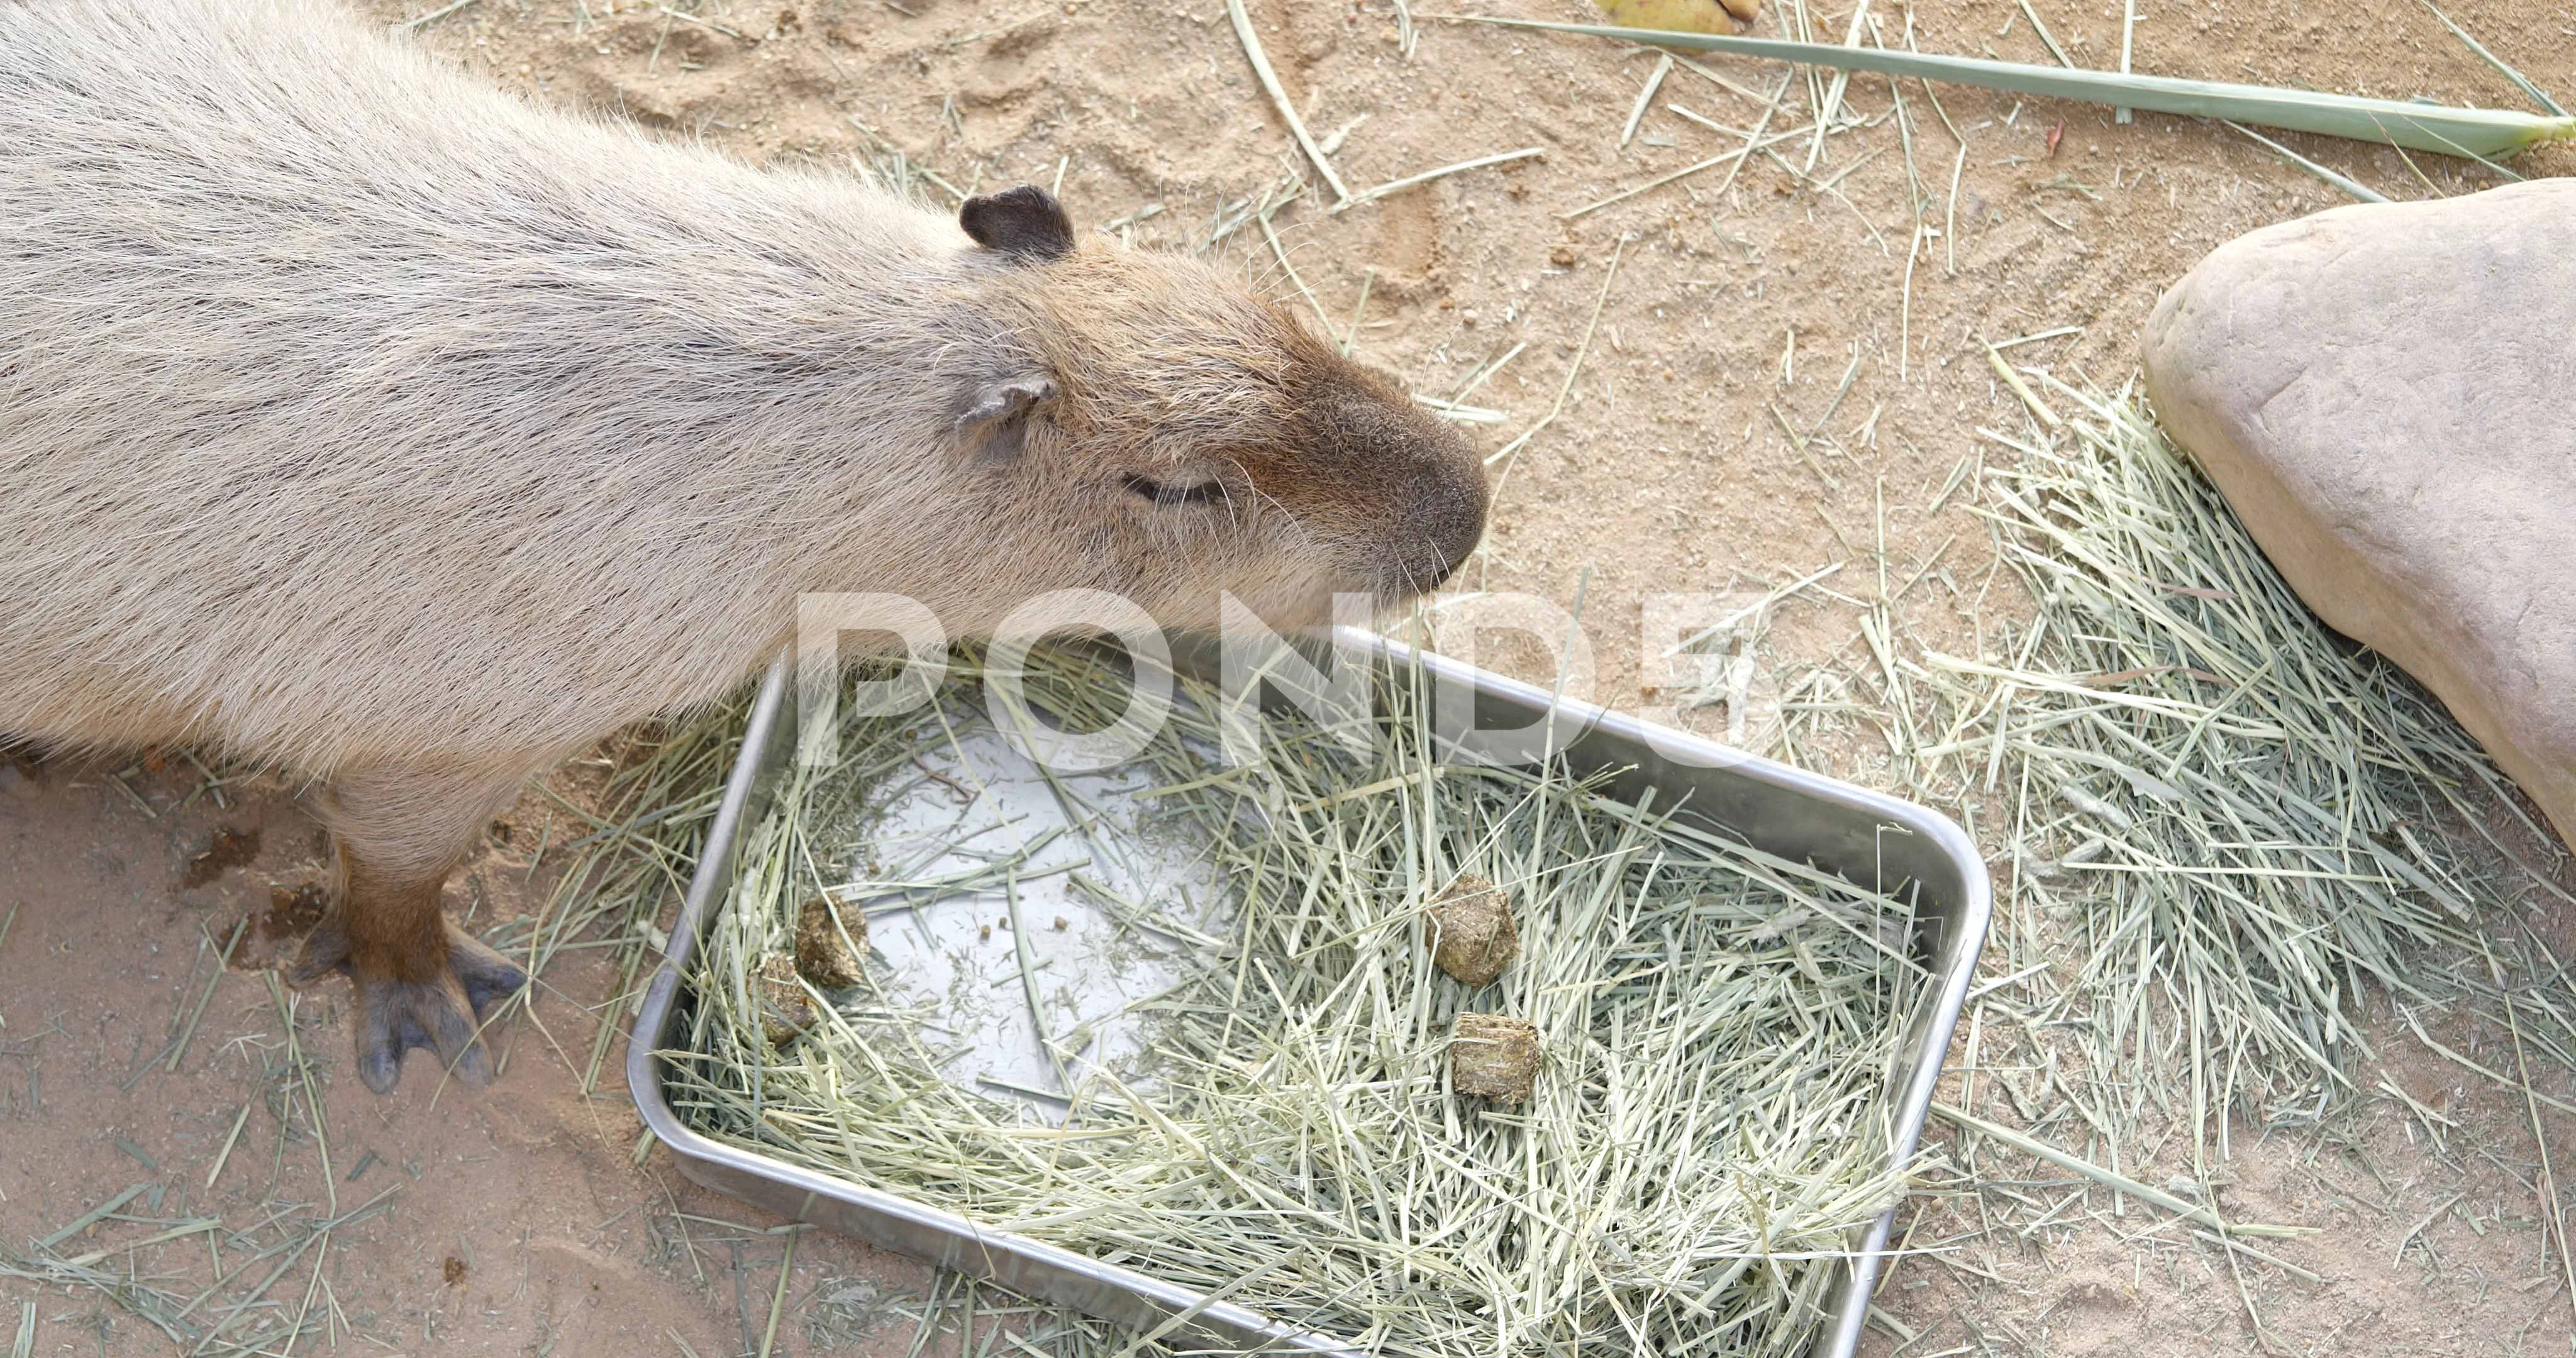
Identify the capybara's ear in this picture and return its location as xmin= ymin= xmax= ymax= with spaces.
xmin=959 ymin=185 xmax=1075 ymax=262
xmin=955 ymin=376 xmax=1055 ymax=428
xmin=953 ymin=375 xmax=1057 ymax=460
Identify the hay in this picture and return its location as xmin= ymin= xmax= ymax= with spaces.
xmin=638 ymin=643 xmax=1933 ymax=1356
xmin=1856 ymin=377 xmax=2576 ymax=1147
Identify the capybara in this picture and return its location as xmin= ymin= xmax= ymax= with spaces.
xmin=0 ymin=0 xmax=1486 ymax=1093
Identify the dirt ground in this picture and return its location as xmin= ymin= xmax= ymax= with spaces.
xmin=6 ymin=0 xmax=2575 ymax=1353
xmin=0 ymin=756 xmax=923 ymax=1355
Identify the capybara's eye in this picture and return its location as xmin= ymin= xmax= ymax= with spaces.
xmin=1123 ymin=475 xmax=1224 ymax=507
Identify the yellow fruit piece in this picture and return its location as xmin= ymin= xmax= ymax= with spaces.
xmin=1592 ymin=0 xmax=1758 ymax=33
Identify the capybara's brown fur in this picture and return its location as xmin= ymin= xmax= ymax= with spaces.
xmin=0 ymin=0 xmax=1486 ymax=1093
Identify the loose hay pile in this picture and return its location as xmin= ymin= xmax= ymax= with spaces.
xmin=654 ymin=645 xmax=1931 ymax=1356
xmin=1863 ymin=377 xmax=2576 ymax=1139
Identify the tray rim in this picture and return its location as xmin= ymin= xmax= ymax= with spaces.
xmin=626 ymin=629 xmax=1991 ymax=1357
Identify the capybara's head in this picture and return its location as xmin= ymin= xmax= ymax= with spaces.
xmin=942 ymin=185 xmax=1488 ymax=632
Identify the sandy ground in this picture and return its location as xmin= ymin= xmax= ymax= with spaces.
xmin=0 ymin=756 xmax=922 ymax=1356
xmin=6 ymin=0 xmax=2575 ymax=1353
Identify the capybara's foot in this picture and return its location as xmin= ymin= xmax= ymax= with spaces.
xmin=289 ymin=920 xmax=528 ymax=1093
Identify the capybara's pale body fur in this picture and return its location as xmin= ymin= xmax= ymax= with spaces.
xmin=0 ymin=0 xmax=1485 ymax=1092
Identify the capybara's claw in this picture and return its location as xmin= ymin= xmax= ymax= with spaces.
xmin=448 ymin=926 xmax=530 ymax=1015
xmin=285 ymin=921 xmax=351 ymax=988
xmin=354 ymin=972 xmax=491 ymax=1094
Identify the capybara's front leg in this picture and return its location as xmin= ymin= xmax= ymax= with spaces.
xmin=288 ymin=763 xmax=538 ymax=1093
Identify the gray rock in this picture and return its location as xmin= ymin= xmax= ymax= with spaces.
xmin=2143 ymin=180 xmax=2576 ymax=850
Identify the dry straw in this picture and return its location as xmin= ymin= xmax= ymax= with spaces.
xmin=623 ymin=644 xmax=1938 ymax=1355
xmin=1765 ymin=375 xmax=2576 ymax=1339
xmin=1840 ymin=377 xmax=2576 ymax=1162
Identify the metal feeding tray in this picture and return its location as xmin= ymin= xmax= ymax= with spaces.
xmin=627 ymin=629 xmax=1990 ymax=1357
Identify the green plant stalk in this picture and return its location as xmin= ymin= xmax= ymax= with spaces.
xmin=1448 ymin=14 xmax=2576 ymax=158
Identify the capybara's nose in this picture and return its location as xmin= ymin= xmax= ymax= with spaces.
xmin=1405 ymin=436 xmax=1489 ymax=594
